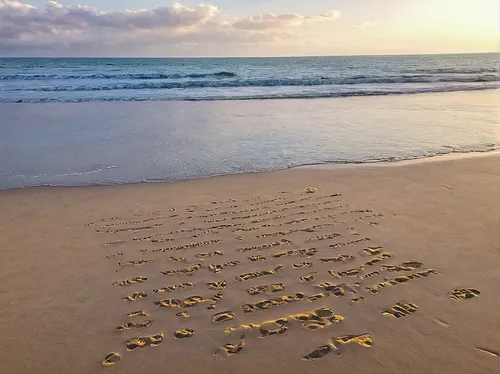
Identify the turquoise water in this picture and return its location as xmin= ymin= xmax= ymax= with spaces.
xmin=0 ymin=53 xmax=498 ymax=103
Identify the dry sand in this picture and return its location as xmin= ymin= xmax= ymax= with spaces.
xmin=0 ymin=154 xmax=499 ymax=374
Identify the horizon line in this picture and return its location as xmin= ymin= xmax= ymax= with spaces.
xmin=1 ymin=51 xmax=498 ymax=59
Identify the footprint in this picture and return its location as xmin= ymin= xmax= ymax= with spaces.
xmin=449 ymin=288 xmax=481 ymax=300
xmin=382 ymin=261 xmax=423 ymax=272
xmin=315 ymin=282 xmax=346 ymax=297
xmin=382 ymin=302 xmax=418 ymax=318
xmin=308 ymin=293 xmax=326 ymax=302
xmin=113 ymin=276 xmax=148 ymax=287
xmin=334 ymin=333 xmax=373 ymax=347
xmin=248 ymin=255 xmax=267 ymax=262
xmin=301 ymin=343 xmax=338 ymax=361
xmin=123 ymin=292 xmax=148 ymax=302
xmin=215 ymin=334 xmax=246 ymax=356
xmin=207 ymin=280 xmax=227 ymax=290
xmin=102 ymin=352 xmax=121 ymax=367
xmin=329 ymin=268 xmax=360 ymax=278
xmin=153 ymin=282 xmax=194 ymax=294
xmin=196 ymin=250 xmax=225 ymax=259
xmin=319 ymin=255 xmax=356 ymax=264
xmin=360 ymin=253 xmax=392 ymax=269
xmin=117 ymin=321 xmax=152 ymax=330
xmin=259 ymin=319 xmax=289 ymax=337
xmin=300 ymin=273 xmax=316 ymax=283
xmin=236 ymin=265 xmax=284 ymax=281
xmin=293 ymin=262 xmax=313 ymax=269
xmin=174 ymin=329 xmax=195 ymax=339
xmin=161 ymin=264 xmax=202 ymax=276
xmin=127 ymin=311 xmax=150 ymax=318
xmin=247 ymin=283 xmax=285 ymax=295
xmin=366 ymin=269 xmax=437 ymax=295
xmin=125 ymin=333 xmax=164 ymax=351
xmin=212 ymin=311 xmax=236 ymax=323
xmin=243 ymin=293 xmax=305 ymax=313
xmin=350 ymin=297 xmax=365 ymax=304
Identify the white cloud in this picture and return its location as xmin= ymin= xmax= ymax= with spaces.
xmin=0 ymin=1 xmax=341 ymax=55
xmin=233 ymin=11 xmax=342 ymax=30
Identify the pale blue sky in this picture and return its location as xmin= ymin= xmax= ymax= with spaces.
xmin=1 ymin=0 xmax=498 ymax=57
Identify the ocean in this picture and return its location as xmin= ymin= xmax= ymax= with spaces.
xmin=0 ymin=54 xmax=499 ymax=189
xmin=0 ymin=54 xmax=498 ymax=103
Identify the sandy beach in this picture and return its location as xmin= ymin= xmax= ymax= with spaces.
xmin=0 ymin=154 xmax=499 ymax=374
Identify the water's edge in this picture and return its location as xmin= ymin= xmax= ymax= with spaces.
xmin=2 ymin=147 xmax=498 ymax=192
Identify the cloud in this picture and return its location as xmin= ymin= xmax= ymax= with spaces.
xmin=0 ymin=0 xmax=340 ymax=56
xmin=233 ymin=11 xmax=342 ymax=30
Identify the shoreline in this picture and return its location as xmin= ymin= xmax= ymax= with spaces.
xmin=2 ymin=148 xmax=499 ymax=193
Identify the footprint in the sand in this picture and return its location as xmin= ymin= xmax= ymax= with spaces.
xmin=236 ymin=265 xmax=284 ymax=281
xmin=161 ymin=264 xmax=202 ymax=276
xmin=382 ymin=302 xmax=418 ymax=318
xmin=174 ymin=329 xmax=195 ymax=339
xmin=102 ymin=352 xmax=121 ymax=367
xmin=127 ymin=310 xmax=150 ymax=318
xmin=123 ymin=292 xmax=148 ymax=302
xmin=117 ymin=259 xmax=154 ymax=267
xmin=176 ymin=311 xmax=190 ymax=318
xmin=117 ymin=321 xmax=152 ymax=330
xmin=207 ymin=280 xmax=227 ymax=290
xmin=272 ymin=248 xmax=318 ymax=259
xmin=315 ymin=282 xmax=348 ymax=297
xmin=248 ymin=255 xmax=268 ymax=262
xmin=448 ymin=288 xmax=481 ymax=300
xmin=212 ymin=311 xmax=236 ymax=323
xmin=308 ymin=293 xmax=326 ymax=302
xmin=366 ymin=269 xmax=437 ymax=294
xmin=302 ymin=334 xmax=373 ymax=361
xmin=243 ymin=292 xmax=305 ymax=313
xmin=153 ymin=282 xmax=194 ymax=294
xmin=329 ymin=268 xmax=361 ymax=278
xmin=208 ymin=261 xmax=241 ymax=274
xmin=113 ymin=276 xmax=148 ymax=287
xmin=300 ymin=273 xmax=316 ymax=283
xmin=195 ymin=250 xmax=225 ymax=259
xmin=247 ymin=283 xmax=285 ymax=295
xmin=125 ymin=333 xmax=164 ymax=351
xmin=301 ymin=343 xmax=338 ymax=361
xmin=215 ymin=334 xmax=246 ymax=356
xmin=319 ymin=255 xmax=356 ymax=264
xmin=293 ymin=262 xmax=313 ymax=269
xmin=350 ymin=297 xmax=365 ymax=304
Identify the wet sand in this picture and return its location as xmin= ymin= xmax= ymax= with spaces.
xmin=0 ymin=154 xmax=499 ymax=374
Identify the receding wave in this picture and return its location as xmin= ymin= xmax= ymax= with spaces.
xmin=5 ymin=74 xmax=498 ymax=92
xmin=0 ymin=71 xmax=238 ymax=81
xmin=2 ymin=83 xmax=498 ymax=103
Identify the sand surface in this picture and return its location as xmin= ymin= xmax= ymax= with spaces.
xmin=0 ymin=155 xmax=499 ymax=374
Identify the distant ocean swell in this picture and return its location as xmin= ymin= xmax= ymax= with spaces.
xmin=1 ymin=83 xmax=497 ymax=103
xmin=0 ymin=71 xmax=238 ymax=81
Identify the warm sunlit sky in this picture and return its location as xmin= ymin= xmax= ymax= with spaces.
xmin=1 ymin=0 xmax=499 ymax=57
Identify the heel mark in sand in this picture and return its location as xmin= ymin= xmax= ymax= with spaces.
xmin=382 ymin=302 xmax=418 ymax=318
xmin=449 ymin=288 xmax=481 ymax=300
xmin=125 ymin=333 xmax=164 ymax=351
xmin=174 ymin=329 xmax=195 ymax=339
xmin=102 ymin=352 xmax=121 ymax=367
xmin=212 ymin=311 xmax=236 ymax=323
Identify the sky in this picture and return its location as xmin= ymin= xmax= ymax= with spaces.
xmin=0 ymin=0 xmax=499 ymax=57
